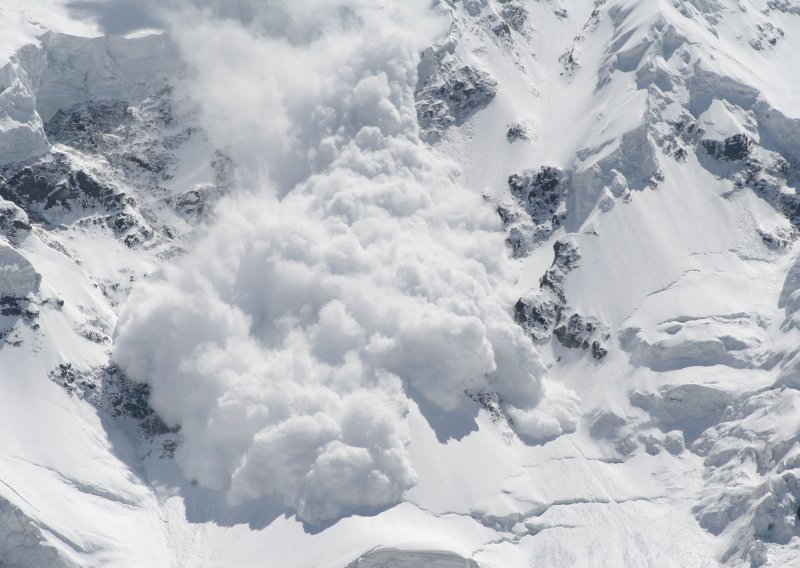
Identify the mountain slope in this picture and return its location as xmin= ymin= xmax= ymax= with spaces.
xmin=1 ymin=1 xmax=800 ymax=567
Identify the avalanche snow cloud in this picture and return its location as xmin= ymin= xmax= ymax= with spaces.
xmin=112 ymin=0 xmax=579 ymax=523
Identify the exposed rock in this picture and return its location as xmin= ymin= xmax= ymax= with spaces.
xmin=44 ymin=99 xmax=130 ymax=150
xmin=514 ymin=293 xmax=559 ymax=343
xmin=499 ymin=2 xmax=528 ymax=33
xmin=0 ymin=152 xmax=124 ymax=220
xmin=514 ymin=239 xmax=580 ymax=342
xmin=553 ymin=313 xmax=611 ymax=359
xmin=416 ymin=62 xmax=497 ymax=142
xmin=495 ymin=199 xmax=537 ymax=257
xmin=750 ymin=22 xmax=784 ymax=51
xmin=508 ymin=166 xmax=567 ymax=242
xmin=506 ymin=121 xmax=530 ymax=143
xmin=49 ymin=363 xmax=177 ymax=438
xmin=540 ymin=239 xmax=581 ymax=301
xmin=701 ymin=133 xmax=752 ymax=161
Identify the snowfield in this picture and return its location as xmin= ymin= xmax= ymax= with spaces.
xmin=1 ymin=0 xmax=800 ymax=566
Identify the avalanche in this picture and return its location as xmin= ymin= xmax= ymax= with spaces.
xmin=0 ymin=0 xmax=799 ymax=567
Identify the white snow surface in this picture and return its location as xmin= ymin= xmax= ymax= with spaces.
xmin=0 ymin=0 xmax=800 ymax=567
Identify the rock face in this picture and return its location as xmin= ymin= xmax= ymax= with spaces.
xmin=514 ymin=238 xmax=610 ymax=359
xmin=506 ymin=121 xmax=530 ymax=143
xmin=416 ymin=61 xmax=497 ymax=142
xmin=553 ymin=314 xmax=610 ymax=359
xmin=498 ymin=167 xmax=569 ymax=255
xmin=700 ymin=134 xmax=752 ymax=162
xmin=508 ymin=167 xmax=567 ymax=229
xmin=0 ymin=31 xmax=228 ymax=564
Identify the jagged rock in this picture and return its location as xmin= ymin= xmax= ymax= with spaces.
xmin=462 ymin=0 xmax=487 ymax=17
xmin=506 ymin=121 xmax=530 ymax=142
xmin=498 ymin=2 xmax=528 ymax=33
xmin=416 ymin=63 xmax=497 ymax=142
xmin=514 ymin=293 xmax=559 ymax=343
xmin=701 ymin=133 xmax=752 ymax=161
xmin=759 ymin=227 xmax=797 ymax=249
xmin=466 ymin=389 xmax=508 ymax=424
xmin=553 ymin=313 xmax=610 ymax=358
xmin=49 ymin=363 xmax=176 ymax=438
xmin=768 ymin=0 xmax=800 ymax=15
xmin=44 ymin=99 xmax=130 ymax=150
xmin=540 ymin=239 xmax=580 ymax=301
xmin=508 ymin=166 xmax=567 ymax=228
xmin=750 ymin=22 xmax=784 ymax=50
xmin=1 ymin=153 xmax=123 ymax=215
xmin=495 ymin=200 xmax=538 ymax=257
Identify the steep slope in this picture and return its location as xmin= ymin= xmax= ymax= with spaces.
xmin=0 ymin=1 xmax=799 ymax=567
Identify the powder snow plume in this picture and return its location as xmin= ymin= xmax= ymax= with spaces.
xmin=112 ymin=0 xmax=579 ymax=524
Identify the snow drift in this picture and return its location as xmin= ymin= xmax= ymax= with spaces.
xmin=112 ymin=0 xmax=579 ymax=524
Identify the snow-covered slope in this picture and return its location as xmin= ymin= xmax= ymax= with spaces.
xmin=1 ymin=0 xmax=800 ymax=567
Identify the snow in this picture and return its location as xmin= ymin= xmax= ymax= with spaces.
xmin=1 ymin=0 xmax=800 ymax=566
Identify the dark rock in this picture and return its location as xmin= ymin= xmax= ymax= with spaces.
xmin=508 ymin=166 xmax=567 ymax=227
xmin=45 ymin=100 xmax=129 ymax=146
xmin=701 ymin=133 xmax=752 ymax=162
xmin=514 ymin=294 xmax=559 ymax=342
xmin=49 ymin=363 xmax=177 ymax=438
xmin=1 ymin=153 xmax=119 ymax=214
xmin=493 ymin=21 xmax=512 ymax=40
xmin=416 ymin=64 xmax=497 ymax=142
xmin=506 ymin=122 xmax=530 ymax=143
xmin=553 ymin=313 xmax=610 ymax=357
xmin=499 ymin=2 xmax=528 ymax=32
xmin=466 ymin=389 xmax=508 ymax=424
xmin=540 ymin=239 xmax=580 ymax=300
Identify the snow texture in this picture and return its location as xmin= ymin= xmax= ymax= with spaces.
xmin=113 ymin=0 xmax=578 ymax=525
xmin=3 ymin=0 xmax=800 ymax=566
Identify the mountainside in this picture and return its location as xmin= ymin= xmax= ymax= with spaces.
xmin=1 ymin=1 xmax=800 ymax=567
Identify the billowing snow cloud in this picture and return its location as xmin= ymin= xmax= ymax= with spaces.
xmin=113 ymin=0 xmax=579 ymax=524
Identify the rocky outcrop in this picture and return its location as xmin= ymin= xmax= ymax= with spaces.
xmin=553 ymin=314 xmax=610 ymax=359
xmin=700 ymin=133 xmax=752 ymax=162
xmin=416 ymin=61 xmax=497 ymax=142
